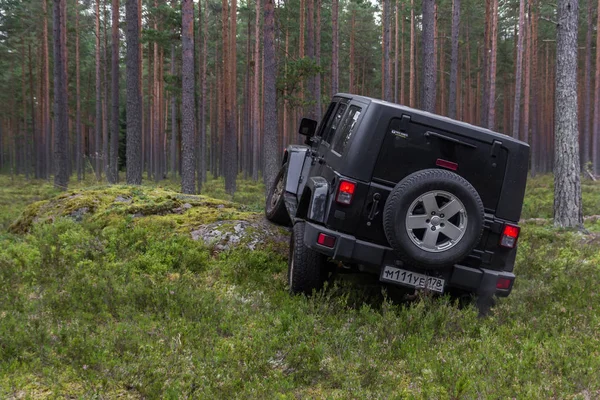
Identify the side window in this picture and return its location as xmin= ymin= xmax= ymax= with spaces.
xmin=332 ymin=106 xmax=362 ymax=154
xmin=317 ymin=102 xmax=337 ymax=137
xmin=321 ymin=103 xmax=348 ymax=144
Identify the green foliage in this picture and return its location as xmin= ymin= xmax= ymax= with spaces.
xmin=1 ymin=176 xmax=600 ymax=398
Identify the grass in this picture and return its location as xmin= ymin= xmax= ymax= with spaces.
xmin=0 ymin=175 xmax=599 ymax=398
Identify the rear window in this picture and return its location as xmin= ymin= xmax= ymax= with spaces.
xmin=332 ymin=106 xmax=362 ymax=154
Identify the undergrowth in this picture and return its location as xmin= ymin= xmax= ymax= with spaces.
xmin=0 ymin=175 xmax=599 ymax=398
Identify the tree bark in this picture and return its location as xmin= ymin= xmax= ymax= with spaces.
xmin=109 ymin=0 xmax=120 ymax=183
xmin=252 ymin=0 xmax=260 ymax=181
xmin=315 ymin=0 xmax=322 ymax=120
xmin=593 ymin=0 xmax=600 ymax=175
xmin=421 ymin=0 xmax=436 ymax=112
xmin=383 ymin=0 xmax=392 ymax=102
xmin=171 ymin=44 xmax=177 ymax=180
xmin=53 ymin=0 xmax=68 ymax=190
xmin=409 ymin=0 xmax=416 ymax=107
xmin=263 ymin=0 xmax=278 ymax=192
xmin=95 ymin=0 xmax=102 ymax=180
xmin=181 ymin=0 xmax=196 ymax=194
xmin=554 ymin=0 xmax=583 ymax=228
xmin=75 ymin=0 xmax=82 ymax=181
xmin=582 ymin=0 xmax=593 ymax=170
xmin=125 ymin=0 xmax=142 ymax=184
xmin=487 ymin=0 xmax=498 ymax=129
xmin=331 ymin=0 xmax=339 ymax=96
xmin=512 ymin=0 xmax=526 ymax=139
xmin=523 ymin=7 xmax=531 ymax=143
xmin=448 ymin=0 xmax=460 ymax=119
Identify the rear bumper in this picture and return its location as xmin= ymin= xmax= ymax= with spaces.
xmin=304 ymin=221 xmax=515 ymax=297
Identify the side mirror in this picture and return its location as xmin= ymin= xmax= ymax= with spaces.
xmin=299 ymin=118 xmax=318 ymax=138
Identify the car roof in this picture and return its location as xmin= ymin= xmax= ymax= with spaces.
xmin=333 ymin=93 xmax=529 ymax=148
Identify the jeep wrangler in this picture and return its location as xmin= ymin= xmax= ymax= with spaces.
xmin=266 ymin=94 xmax=529 ymax=299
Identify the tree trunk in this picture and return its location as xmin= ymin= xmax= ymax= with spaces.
xmin=315 ymin=0 xmax=322 ymax=120
xmin=487 ymin=0 xmax=498 ymax=129
xmin=53 ymin=0 xmax=68 ymax=190
xmin=582 ymin=0 xmax=593 ymax=170
xmin=171 ymin=44 xmax=177 ymax=180
xmin=394 ymin=0 xmax=399 ymax=103
xmin=349 ymin=11 xmax=356 ymax=93
xmin=181 ymin=0 xmax=196 ymax=194
xmin=42 ymin=0 xmax=51 ymax=179
xmin=331 ymin=0 xmax=339 ymax=96
xmin=512 ymin=0 xmax=526 ymax=139
xmin=409 ymin=0 xmax=416 ymax=107
xmin=75 ymin=0 xmax=82 ymax=181
xmin=109 ymin=0 xmax=120 ymax=183
xmin=593 ymin=0 xmax=600 ymax=175
xmin=252 ymin=0 xmax=260 ymax=181
xmin=448 ymin=0 xmax=460 ymax=119
xmin=125 ymin=0 xmax=142 ymax=184
xmin=95 ymin=0 xmax=102 ymax=180
xmin=21 ymin=39 xmax=28 ymax=180
xmin=421 ymin=0 xmax=436 ymax=112
xmin=554 ymin=0 xmax=583 ymax=228
xmin=400 ymin=2 xmax=405 ymax=104
xmin=103 ymin=1 xmax=110 ymax=179
xmin=383 ymin=0 xmax=392 ymax=101
xmin=523 ymin=7 xmax=531 ymax=143
xmin=263 ymin=0 xmax=278 ymax=192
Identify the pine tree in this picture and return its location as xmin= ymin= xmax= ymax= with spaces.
xmin=125 ymin=0 xmax=142 ymax=184
xmin=554 ymin=0 xmax=583 ymax=228
xmin=181 ymin=0 xmax=197 ymax=194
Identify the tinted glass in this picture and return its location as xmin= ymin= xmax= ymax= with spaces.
xmin=321 ymin=103 xmax=348 ymax=144
xmin=332 ymin=106 xmax=362 ymax=154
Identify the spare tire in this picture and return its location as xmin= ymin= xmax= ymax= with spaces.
xmin=382 ymin=169 xmax=484 ymax=269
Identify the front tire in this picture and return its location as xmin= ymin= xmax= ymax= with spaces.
xmin=288 ymin=222 xmax=326 ymax=295
xmin=265 ymin=164 xmax=291 ymax=226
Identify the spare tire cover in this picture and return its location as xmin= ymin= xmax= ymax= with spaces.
xmin=382 ymin=169 xmax=484 ymax=269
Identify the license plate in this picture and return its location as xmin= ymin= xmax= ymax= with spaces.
xmin=380 ymin=266 xmax=445 ymax=293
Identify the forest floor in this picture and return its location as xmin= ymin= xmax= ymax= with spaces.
xmin=1 ymin=174 xmax=600 ymax=398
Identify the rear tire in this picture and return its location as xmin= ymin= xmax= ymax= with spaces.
xmin=288 ymin=222 xmax=326 ymax=295
xmin=265 ymin=164 xmax=291 ymax=226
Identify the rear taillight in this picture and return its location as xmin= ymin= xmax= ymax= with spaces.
xmin=317 ymin=233 xmax=336 ymax=248
xmin=336 ymin=180 xmax=356 ymax=205
xmin=496 ymin=277 xmax=512 ymax=290
xmin=499 ymin=224 xmax=520 ymax=248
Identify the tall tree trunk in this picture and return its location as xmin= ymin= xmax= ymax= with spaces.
xmin=21 ymin=39 xmax=28 ymax=180
xmin=383 ymin=0 xmax=392 ymax=101
xmin=42 ymin=0 xmax=50 ymax=179
xmin=349 ymin=11 xmax=355 ymax=93
xmin=554 ymin=0 xmax=583 ymax=228
xmin=306 ymin=0 xmax=316 ymax=117
xmin=171 ymin=44 xmax=177 ymax=180
xmin=593 ymin=0 xmax=600 ymax=175
xmin=523 ymin=8 xmax=531 ymax=143
xmin=448 ymin=0 xmax=460 ymax=119
xmin=103 ymin=1 xmax=110 ymax=179
xmin=181 ymin=0 xmax=196 ymax=194
xmin=252 ymin=0 xmax=260 ymax=181
xmin=315 ymin=0 xmax=322 ymax=120
xmin=583 ymin=0 xmax=592 ymax=170
xmin=409 ymin=0 xmax=416 ymax=107
xmin=400 ymin=2 xmax=405 ymax=104
xmin=75 ymin=0 xmax=82 ymax=181
xmin=512 ymin=0 xmax=526 ymax=139
xmin=421 ymin=0 xmax=436 ymax=112
xmin=95 ymin=0 xmax=102 ymax=180
xmin=487 ymin=0 xmax=498 ymax=129
xmin=394 ymin=0 xmax=399 ymax=103
xmin=109 ymin=0 xmax=120 ymax=183
xmin=530 ymin=3 xmax=539 ymax=175
xmin=28 ymin=44 xmax=37 ymax=179
xmin=125 ymin=0 xmax=142 ymax=184
xmin=331 ymin=0 xmax=339 ymax=96
xmin=263 ymin=0 xmax=278 ymax=192
xmin=53 ymin=0 xmax=68 ymax=189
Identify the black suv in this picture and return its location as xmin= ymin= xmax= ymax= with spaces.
xmin=266 ymin=94 xmax=529 ymax=300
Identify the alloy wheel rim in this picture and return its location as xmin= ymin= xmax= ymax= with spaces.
xmin=404 ymin=190 xmax=468 ymax=253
